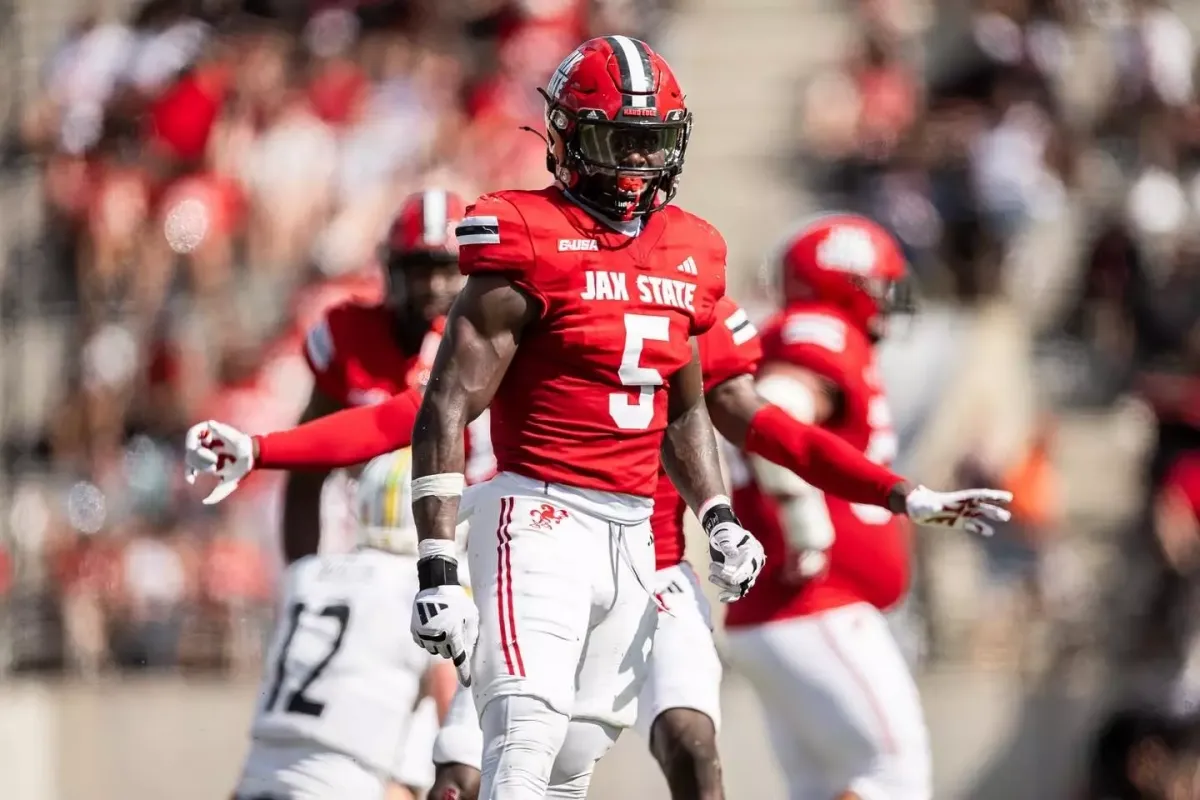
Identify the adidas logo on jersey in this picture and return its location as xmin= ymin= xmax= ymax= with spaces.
xmin=676 ymin=256 xmax=698 ymax=275
xmin=559 ymin=238 xmax=599 ymax=252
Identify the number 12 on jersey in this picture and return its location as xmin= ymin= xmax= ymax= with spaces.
xmin=264 ymin=602 xmax=351 ymax=717
xmin=610 ymin=313 xmax=671 ymax=431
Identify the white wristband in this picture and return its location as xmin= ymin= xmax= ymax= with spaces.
xmin=411 ymin=473 xmax=465 ymax=501
xmin=418 ymin=539 xmax=458 ymax=562
xmin=697 ymin=495 xmax=733 ymax=523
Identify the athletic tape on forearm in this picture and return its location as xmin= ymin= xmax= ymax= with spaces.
xmin=697 ymin=495 xmax=733 ymax=523
xmin=411 ymin=473 xmax=465 ymax=501
xmin=418 ymin=539 xmax=458 ymax=561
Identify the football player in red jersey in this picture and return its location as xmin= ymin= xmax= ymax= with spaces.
xmin=424 ymin=296 xmax=1011 ymax=800
xmin=405 ymin=37 xmax=771 ymax=800
xmin=724 ymin=214 xmax=956 ymax=800
xmin=280 ymin=188 xmax=475 ymax=561
xmin=183 ymin=38 xmax=1007 ymax=800
xmin=183 ymin=189 xmax=496 ymax=512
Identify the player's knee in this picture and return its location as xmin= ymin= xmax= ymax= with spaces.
xmin=430 ymin=763 xmax=482 ymax=800
xmin=480 ymin=695 xmax=568 ymax=796
xmin=545 ymin=718 xmax=619 ymax=799
xmin=650 ymin=707 xmax=723 ymax=799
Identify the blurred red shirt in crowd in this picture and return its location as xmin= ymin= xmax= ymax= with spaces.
xmin=1156 ymin=452 xmax=1200 ymax=571
xmin=203 ymin=534 xmax=270 ymax=605
xmin=145 ymin=62 xmax=231 ymax=165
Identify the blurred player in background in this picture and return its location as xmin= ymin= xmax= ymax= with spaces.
xmin=183 ymin=187 xmax=494 ymax=512
xmin=724 ymin=215 xmax=955 ymax=800
xmin=279 ymin=188 xmax=492 ymax=559
xmin=233 ymin=448 xmax=461 ymax=800
xmin=426 ymin=299 xmax=1011 ymax=800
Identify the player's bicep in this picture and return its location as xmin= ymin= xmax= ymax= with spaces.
xmin=428 ymin=274 xmax=534 ymax=421
xmin=705 ymin=373 xmax=762 ymax=448
xmin=666 ymin=340 xmax=705 ymax=423
xmin=755 ymin=361 xmax=837 ymax=426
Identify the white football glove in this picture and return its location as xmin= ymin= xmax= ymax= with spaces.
xmin=905 ymin=485 xmax=1013 ymax=537
xmin=412 ymin=581 xmax=478 ymax=687
xmin=184 ymin=420 xmax=255 ymax=505
xmin=705 ymin=507 xmax=766 ymax=603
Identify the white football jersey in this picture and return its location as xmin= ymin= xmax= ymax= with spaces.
xmin=250 ymin=550 xmax=432 ymax=774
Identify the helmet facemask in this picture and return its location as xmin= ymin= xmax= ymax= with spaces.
xmin=542 ymin=91 xmax=691 ymax=220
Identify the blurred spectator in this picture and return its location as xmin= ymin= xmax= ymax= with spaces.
xmin=1083 ymin=709 xmax=1200 ymax=799
xmin=799 ymin=20 xmax=922 ymax=206
xmin=958 ymin=415 xmax=1064 ymax=669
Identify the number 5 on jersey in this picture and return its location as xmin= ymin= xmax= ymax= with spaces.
xmin=611 ymin=313 xmax=671 ymax=430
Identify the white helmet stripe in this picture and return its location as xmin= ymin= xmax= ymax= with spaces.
xmin=422 ymin=189 xmax=448 ymax=246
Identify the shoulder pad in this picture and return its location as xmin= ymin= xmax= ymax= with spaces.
xmin=456 ymin=192 xmax=548 ymax=312
xmin=699 ymin=296 xmax=762 ymax=392
xmin=721 ymin=301 xmax=758 ymax=347
xmin=781 ymin=312 xmax=848 ymax=354
xmin=456 ymin=193 xmax=530 ymax=261
xmin=304 ymin=316 xmax=336 ymax=374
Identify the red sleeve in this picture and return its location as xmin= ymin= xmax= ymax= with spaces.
xmin=254 ymin=388 xmax=421 ymax=469
xmin=699 ymin=297 xmax=762 ymax=393
xmin=744 ymin=403 xmax=903 ymax=508
xmin=680 ymin=211 xmax=728 ymax=336
xmin=302 ymin=309 xmax=350 ymax=404
xmin=456 ymin=193 xmax=549 ymax=315
xmin=1164 ymin=455 xmax=1200 ymax=516
xmin=762 ymin=311 xmax=857 ymax=389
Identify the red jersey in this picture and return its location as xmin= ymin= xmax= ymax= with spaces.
xmin=457 ymin=187 xmax=726 ymax=498
xmin=303 ymin=302 xmax=495 ymax=483
xmin=651 ymin=297 xmax=763 ymax=570
xmin=304 ymin=303 xmax=439 ymax=407
xmin=1164 ymin=454 xmax=1200 ymax=518
xmin=724 ymin=304 xmax=910 ymax=627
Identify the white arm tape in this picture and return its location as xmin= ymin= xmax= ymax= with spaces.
xmin=411 ymin=473 xmax=465 ymax=501
xmin=418 ymin=539 xmax=458 ymax=561
xmin=752 ymin=373 xmax=819 ymax=496
xmin=697 ymin=495 xmax=733 ymax=524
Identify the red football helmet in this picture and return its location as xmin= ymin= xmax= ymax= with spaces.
xmin=382 ymin=189 xmax=468 ymax=267
xmin=773 ymin=213 xmax=911 ymax=339
xmin=381 ymin=189 xmax=467 ymax=325
xmin=541 ymin=36 xmax=691 ymax=220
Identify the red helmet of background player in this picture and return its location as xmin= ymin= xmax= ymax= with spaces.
xmin=381 ymin=189 xmax=467 ymax=325
xmin=774 ymin=213 xmax=910 ymax=339
xmin=383 ymin=189 xmax=467 ymax=265
xmin=540 ymin=36 xmax=691 ymax=220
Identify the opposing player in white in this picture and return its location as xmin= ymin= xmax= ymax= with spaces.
xmin=232 ymin=449 xmax=460 ymax=800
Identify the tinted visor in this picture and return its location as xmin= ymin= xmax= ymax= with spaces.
xmin=576 ymin=122 xmax=684 ymax=173
xmin=852 ymin=274 xmax=918 ymax=316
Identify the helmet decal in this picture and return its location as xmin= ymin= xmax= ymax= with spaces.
xmin=817 ymin=225 xmax=878 ymax=275
xmin=547 ymin=48 xmax=585 ymax=99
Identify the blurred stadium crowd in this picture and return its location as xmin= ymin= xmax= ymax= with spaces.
xmin=0 ymin=0 xmax=674 ymax=675
xmin=3 ymin=0 xmax=1200 ymax=792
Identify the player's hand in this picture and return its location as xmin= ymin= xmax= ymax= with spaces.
xmin=707 ymin=521 xmax=767 ymax=603
xmin=905 ymin=485 xmax=1013 ymax=537
xmin=412 ymin=583 xmax=478 ymax=687
xmin=184 ymin=420 xmax=255 ymax=504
